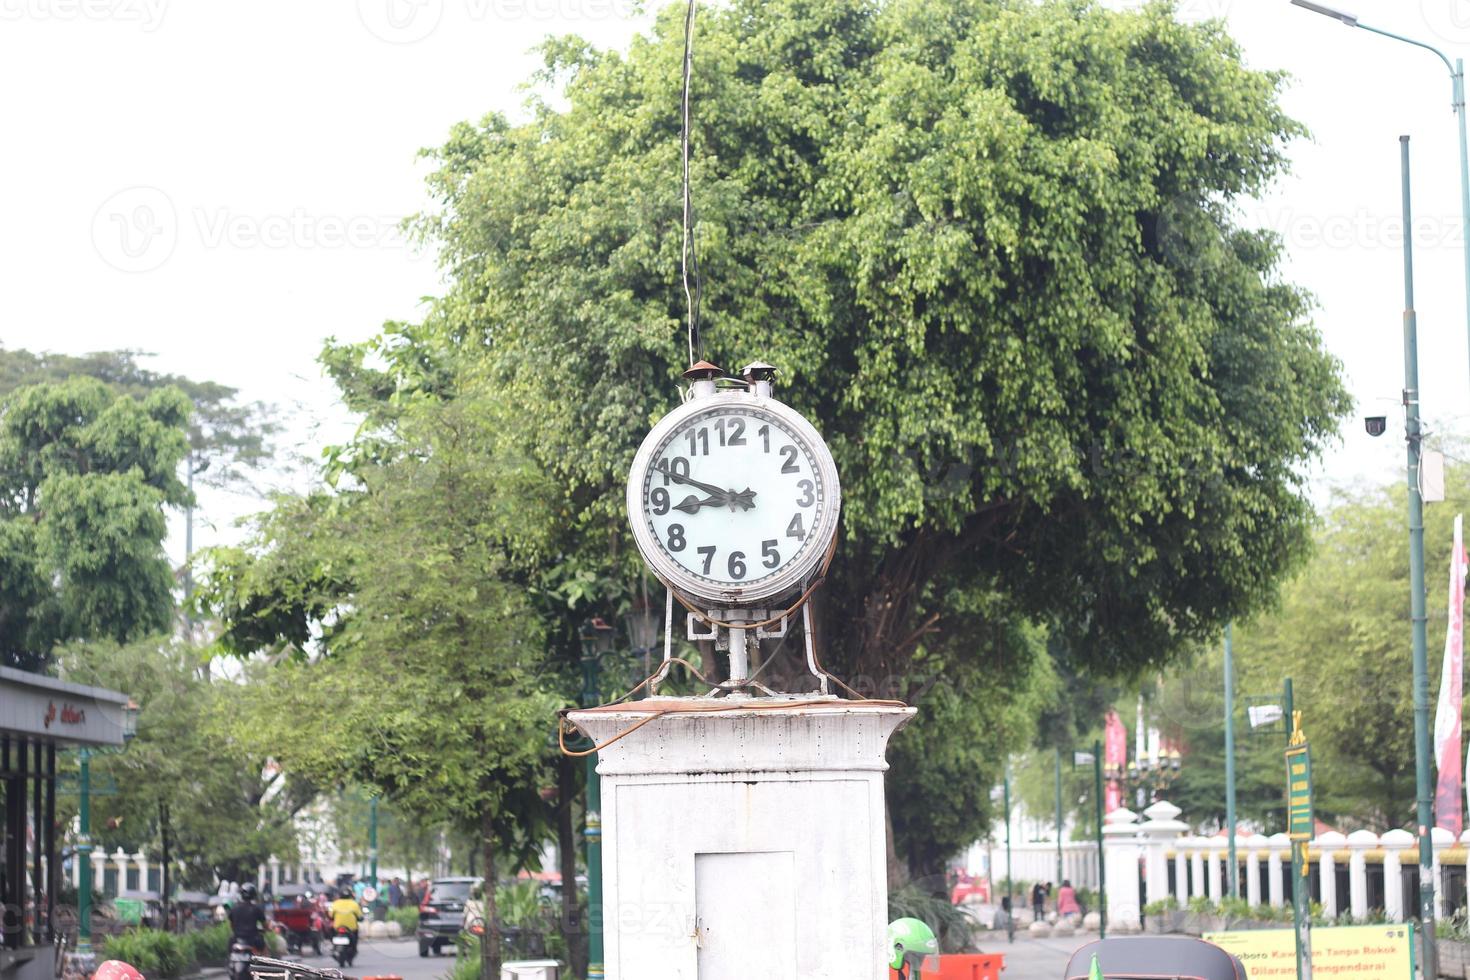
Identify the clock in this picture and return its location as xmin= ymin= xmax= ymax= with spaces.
xmin=626 ymin=366 xmax=840 ymax=607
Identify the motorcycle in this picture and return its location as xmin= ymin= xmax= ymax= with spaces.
xmin=330 ymin=926 xmax=356 ymax=968
xmin=227 ymin=941 xmax=254 ymax=980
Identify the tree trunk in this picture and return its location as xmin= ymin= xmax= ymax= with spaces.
xmin=558 ymin=755 xmax=589 ymax=978
xmin=480 ymin=809 xmax=502 ymax=980
xmin=885 ymin=798 xmax=908 ymax=892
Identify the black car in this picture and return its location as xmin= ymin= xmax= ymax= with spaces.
xmin=416 ymin=876 xmax=479 ymax=956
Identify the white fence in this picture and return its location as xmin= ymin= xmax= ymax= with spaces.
xmin=980 ymin=799 xmax=1470 ymax=932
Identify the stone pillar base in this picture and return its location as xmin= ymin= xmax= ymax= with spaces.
xmin=569 ymin=697 xmax=913 ymax=980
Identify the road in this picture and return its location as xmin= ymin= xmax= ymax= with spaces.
xmin=971 ymin=929 xmax=1095 ymax=979
xmin=279 ymin=937 xmax=457 ymax=980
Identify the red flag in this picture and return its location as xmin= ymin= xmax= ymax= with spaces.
xmin=1104 ymin=709 xmax=1127 ymax=813
xmin=1435 ymin=514 xmax=1466 ymax=835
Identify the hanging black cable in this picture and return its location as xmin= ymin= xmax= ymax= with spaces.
xmin=680 ymin=0 xmax=703 ymax=366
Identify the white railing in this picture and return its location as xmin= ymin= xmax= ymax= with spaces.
xmin=976 ymin=799 xmax=1470 ymax=932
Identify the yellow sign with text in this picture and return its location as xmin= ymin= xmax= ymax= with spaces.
xmin=1203 ymin=925 xmax=1413 ymax=979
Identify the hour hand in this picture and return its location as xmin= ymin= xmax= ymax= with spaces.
xmin=674 ymin=493 xmax=726 ymax=515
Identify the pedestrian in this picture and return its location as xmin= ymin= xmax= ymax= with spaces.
xmin=1030 ymin=882 xmax=1045 ymax=921
xmin=388 ymin=877 xmax=403 ymax=908
xmin=1056 ymin=879 xmax=1080 ymax=922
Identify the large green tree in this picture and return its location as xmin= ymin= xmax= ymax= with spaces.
xmin=0 ymin=377 xmax=191 ymax=668
xmin=233 ymin=0 xmax=1350 ymax=897
xmin=0 ymin=347 xmax=274 ymax=489
xmin=56 ymin=637 xmax=311 ymax=887
xmin=208 ymin=386 xmax=562 ymax=979
xmin=1227 ymin=458 xmax=1470 ymax=829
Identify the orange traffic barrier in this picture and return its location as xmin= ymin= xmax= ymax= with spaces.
xmin=936 ymin=953 xmax=1006 ymax=980
xmin=890 ymin=952 xmax=1005 ymax=980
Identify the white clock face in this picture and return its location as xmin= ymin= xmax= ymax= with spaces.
xmin=634 ymin=400 xmax=832 ymax=598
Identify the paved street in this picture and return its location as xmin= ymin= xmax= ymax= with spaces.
xmin=972 ymin=930 xmax=1097 ymax=979
xmin=276 ymin=938 xmax=456 ymax=980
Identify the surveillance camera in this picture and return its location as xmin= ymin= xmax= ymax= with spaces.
xmin=1365 ymin=416 xmax=1387 ymax=437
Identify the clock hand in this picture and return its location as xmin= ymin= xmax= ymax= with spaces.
xmin=673 ymin=493 xmax=727 ymax=515
xmin=727 ymin=488 xmax=757 ymax=511
xmin=654 ymin=462 xmax=730 ymax=499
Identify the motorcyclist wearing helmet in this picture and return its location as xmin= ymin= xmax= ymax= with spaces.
xmin=887 ymin=917 xmax=939 ymax=979
xmin=228 ymin=883 xmax=269 ymax=953
xmin=328 ymin=886 xmax=365 ymax=957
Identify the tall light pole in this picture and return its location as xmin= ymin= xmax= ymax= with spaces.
xmin=1224 ymin=624 xmax=1238 ymax=898
xmin=369 ymin=796 xmax=379 ymax=890
xmin=77 ymin=748 xmax=94 ymax=952
xmin=1054 ymin=747 xmax=1064 ymax=887
xmin=1003 ymin=768 xmax=1013 ymax=912
xmin=1071 ymin=744 xmax=1106 ymax=940
xmin=579 ymin=617 xmax=616 ymax=980
xmin=1290 ymin=0 xmax=1470 ymax=400
xmin=1400 ymin=133 xmax=1438 ymax=980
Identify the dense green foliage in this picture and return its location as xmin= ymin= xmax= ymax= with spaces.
xmin=58 ymin=638 xmax=310 ymax=885
xmin=1227 ymin=459 xmax=1470 ymax=829
xmin=102 ymin=923 xmax=232 ymax=977
xmin=0 ymin=377 xmax=190 ymax=667
xmin=207 ymin=388 xmax=562 ymax=978
xmin=0 ymin=346 xmax=274 ymax=488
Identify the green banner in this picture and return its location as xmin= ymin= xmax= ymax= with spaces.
xmin=1286 ymin=742 xmax=1313 ymax=841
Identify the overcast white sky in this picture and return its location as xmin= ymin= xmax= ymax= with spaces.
xmin=1 ymin=0 xmax=1468 ymax=566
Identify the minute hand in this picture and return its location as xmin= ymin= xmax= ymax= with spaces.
xmin=654 ymin=463 xmax=730 ymax=499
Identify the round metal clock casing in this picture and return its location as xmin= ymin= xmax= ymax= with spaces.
xmin=626 ymin=390 xmax=841 ymax=606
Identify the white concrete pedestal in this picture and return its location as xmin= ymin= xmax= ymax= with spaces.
xmin=568 ymin=697 xmax=914 ymax=980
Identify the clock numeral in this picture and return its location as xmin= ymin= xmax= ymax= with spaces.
xmin=697 ymin=545 xmax=716 ymax=575
xmin=796 ymin=480 xmax=815 ymax=508
xmin=686 ymin=427 xmax=710 ymax=456
xmin=779 ymin=445 xmax=799 ymax=474
xmin=662 ymin=457 xmax=690 ymax=486
xmin=666 ymin=524 xmax=686 ymax=552
xmin=650 ymin=486 xmax=670 ymax=515
xmin=728 ymin=551 xmax=747 ymax=580
xmin=786 ymin=513 xmax=805 ymax=540
xmin=761 ymin=539 xmax=780 ymax=569
xmin=714 ymin=417 xmax=747 ymax=446
xmin=758 ymin=424 xmax=770 ymax=453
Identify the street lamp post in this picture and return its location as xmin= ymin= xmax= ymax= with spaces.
xmin=579 ymin=617 xmax=617 ymax=980
xmin=369 ymin=796 xmax=379 ymax=890
xmin=1003 ymin=768 xmax=1013 ymax=912
xmin=77 ymin=747 xmax=94 ymax=952
xmin=1072 ymin=744 xmax=1106 ymax=939
xmin=1054 ymin=747 xmax=1064 ymax=887
xmin=77 ymin=701 xmax=138 ymax=953
xmin=1399 ymin=133 xmax=1439 ymax=980
xmin=1290 ymin=0 xmax=1470 ymax=405
xmin=1224 ymin=624 xmax=1238 ymax=898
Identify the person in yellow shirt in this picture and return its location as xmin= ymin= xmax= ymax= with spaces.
xmin=327 ymin=888 xmax=364 ymax=963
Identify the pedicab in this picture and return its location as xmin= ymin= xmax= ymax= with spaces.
xmin=1063 ymin=936 xmax=1246 ymax=980
xmin=271 ymin=884 xmax=324 ymax=956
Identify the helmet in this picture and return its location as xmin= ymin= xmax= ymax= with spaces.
xmin=239 ymin=883 xmax=258 ymax=903
xmin=95 ymin=961 xmax=145 ymax=980
xmin=887 ymin=917 xmax=939 ymax=972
